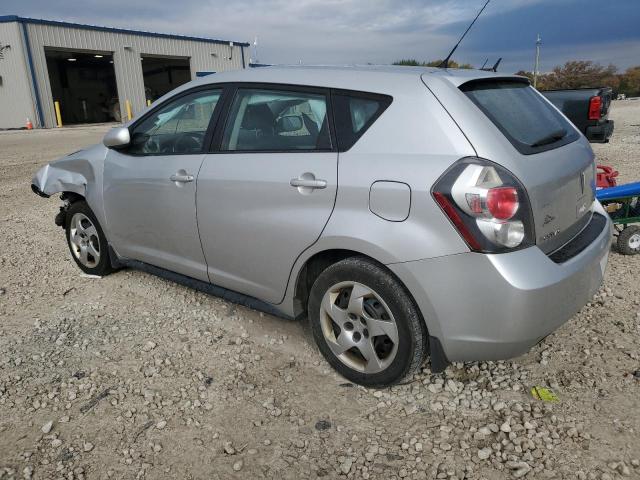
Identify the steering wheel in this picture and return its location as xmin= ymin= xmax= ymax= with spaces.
xmin=141 ymin=136 xmax=161 ymax=154
xmin=173 ymin=133 xmax=203 ymax=154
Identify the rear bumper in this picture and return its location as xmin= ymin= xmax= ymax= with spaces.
xmin=586 ymin=120 xmax=614 ymax=143
xmin=389 ymin=207 xmax=612 ymax=362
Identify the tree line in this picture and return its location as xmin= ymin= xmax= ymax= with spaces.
xmin=394 ymin=59 xmax=474 ymax=69
xmin=393 ymin=59 xmax=640 ymax=96
xmin=516 ymin=61 xmax=639 ymax=96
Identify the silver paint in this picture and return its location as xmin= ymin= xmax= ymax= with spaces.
xmin=197 ymin=151 xmax=338 ymax=303
xmin=32 ymin=65 xmax=612 ymax=364
xmin=369 ymin=181 xmax=411 ymax=222
xmin=102 ymin=127 xmax=130 ymax=148
xmin=102 ymin=148 xmax=209 ymax=281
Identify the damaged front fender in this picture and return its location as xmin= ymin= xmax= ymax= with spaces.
xmin=30 ymin=143 xmax=110 ymax=233
xmin=31 ymin=143 xmax=108 ymax=198
xmin=31 ymin=158 xmax=92 ymax=198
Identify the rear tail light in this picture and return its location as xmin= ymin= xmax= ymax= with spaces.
xmin=487 ymin=187 xmax=519 ymax=220
xmin=432 ymin=157 xmax=535 ymax=253
xmin=588 ymin=96 xmax=602 ymax=120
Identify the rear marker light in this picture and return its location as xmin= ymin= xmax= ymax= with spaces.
xmin=433 ymin=192 xmax=482 ymax=251
xmin=588 ymin=96 xmax=601 ymax=120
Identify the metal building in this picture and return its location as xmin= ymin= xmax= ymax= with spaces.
xmin=0 ymin=15 xmax=249 ymax=129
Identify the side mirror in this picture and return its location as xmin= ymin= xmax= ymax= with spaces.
xmin=103 ymin=127 xmax=131 ymax=149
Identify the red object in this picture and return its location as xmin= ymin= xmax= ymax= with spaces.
xmin=596 ymin=165 xmax=618 ymax=189
xmin=588 ymin=96 xmax=602 ymax=120
xmin=433 ymin=192 xmax=482 ymax=251
xmin=487 ymin=187 xmax=519 ymax=220
xmin=25 ymin=118 xmax=33 ymax=130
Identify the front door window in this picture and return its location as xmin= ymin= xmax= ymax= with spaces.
xmin=128 ymin=89 xmax=222 ymax=155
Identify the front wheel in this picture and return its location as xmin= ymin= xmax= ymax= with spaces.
xmin=308 ymin=257 xmax=428 ymax=387
xmin=65 ymin=201 xmax=114 ymax=276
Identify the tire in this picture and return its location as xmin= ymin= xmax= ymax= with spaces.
xmin=308 ymin=256 xmax=428 ymax=388
xmin=65 ymin=201 xmax=114 ymax=276
xmin=617 ymin=225 xmax=640 ymax=255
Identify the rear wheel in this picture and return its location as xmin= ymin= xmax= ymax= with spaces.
xmin=65 ymin=201 xmax=114 ymax=276
xmin=617 ymin=225 xmax=640 ymax=255
xmin=308 ymin=257 xmax=428 ymax=387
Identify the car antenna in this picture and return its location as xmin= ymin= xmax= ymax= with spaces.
xmin=438 ymin=0 xmax=491 ymax=69
xmin=480 ymin=58 xmax=488 ymax=69
xmin=480 ymin=57 xmax=502 ymax=72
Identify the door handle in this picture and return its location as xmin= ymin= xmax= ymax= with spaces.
xmin=290 ymin=178 xmax=327 ymax=189
xmin=170 ymin=173 xmax=194 ymax=183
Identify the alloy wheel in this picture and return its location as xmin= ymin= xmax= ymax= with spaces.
xmin=319 ymin=281 xmax=399 ymax=374
xmin=68 ymin=213 xmax=101 ymax=268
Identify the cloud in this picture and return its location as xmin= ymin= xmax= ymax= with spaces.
xmin=3 ymin=0 xmax=639 ymax=71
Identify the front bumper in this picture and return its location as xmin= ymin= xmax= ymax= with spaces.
xmin=389 ymin=209 xmax=612 ymax=362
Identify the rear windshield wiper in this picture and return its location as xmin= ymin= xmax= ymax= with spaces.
xmin=529 ymin=128 xmax=567 ymax=148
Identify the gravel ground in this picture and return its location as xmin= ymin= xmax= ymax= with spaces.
xmin=1 ymin=102 xmax=639 ymax=480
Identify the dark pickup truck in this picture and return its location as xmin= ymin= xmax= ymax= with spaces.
xmin=541 ymin=87 xmax=614 ymax=143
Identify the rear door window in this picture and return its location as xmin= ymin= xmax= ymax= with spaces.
xmin=460 ymin=80 xmax=579 ymax=155
xmin=221 ymin=88 xmax=331 ymax=152
xmin=332 ymin=92 xmax=392 ymax=151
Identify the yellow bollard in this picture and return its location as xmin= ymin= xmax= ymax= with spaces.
xmin=147 ymin=99 xmax=151 ymax=107
xmin=54 ymin=101 xmax=63 ymax=128
xmin=125 ymin=100 xmax=133 ymax=121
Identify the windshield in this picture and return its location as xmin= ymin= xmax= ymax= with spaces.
xmin=461 ymin=80 xmax=579 ymax=155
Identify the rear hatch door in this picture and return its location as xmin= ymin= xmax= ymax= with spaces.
xmin=518 ymin=142 xmax=595 ymax=253
xmin=423 ymin=74 xmax=595 ymax=254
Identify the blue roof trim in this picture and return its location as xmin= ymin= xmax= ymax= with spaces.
xmin=0 ymin=15 xmax=249 ymax=47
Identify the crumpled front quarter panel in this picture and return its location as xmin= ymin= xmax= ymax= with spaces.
xmin=33 ymin=161 xmax=90 ymax=197
xmin=31 ymin=144 xmax=109 ymax=229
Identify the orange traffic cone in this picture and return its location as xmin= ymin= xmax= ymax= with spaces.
xmin=26 ymin=118 xmax=33 ymax=130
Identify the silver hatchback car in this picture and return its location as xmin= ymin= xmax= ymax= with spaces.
xmin=32 ymin=66 xmax=612 ymax=387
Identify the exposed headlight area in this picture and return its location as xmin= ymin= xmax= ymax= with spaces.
xmin=432 ymin=157 xmax=535 ymax=253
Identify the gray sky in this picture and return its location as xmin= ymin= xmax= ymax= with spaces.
xmin=3 ymin=0 xmax=639 ymax=73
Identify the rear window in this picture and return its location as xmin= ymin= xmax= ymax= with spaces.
xmin=460 ymin=80 xmax=579 ymax=155
xmin=332 ymin=91 xmax=392 ymax=151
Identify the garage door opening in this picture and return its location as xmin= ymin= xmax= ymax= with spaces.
xmin=142 ymin=56 xmax=191 ymax=103
xmin=45 ymin=49 xmax=119 ymax=125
